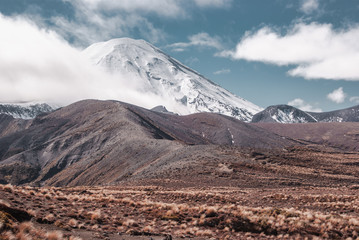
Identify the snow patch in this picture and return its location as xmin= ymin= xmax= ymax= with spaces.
xmin=227 ymin=128 xmax=234 ymax=144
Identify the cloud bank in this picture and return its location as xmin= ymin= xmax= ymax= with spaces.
xmin=350 ymin=96 xmax=359 ymax=104
xmin=0 ymin=14 xmax=182 ymax=111
xmin=288 ymin=98 xmax=322 ymax=112
xmin=220 ymin=22 xmax=359 ymax=81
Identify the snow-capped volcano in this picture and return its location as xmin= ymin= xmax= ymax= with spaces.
xmin=83 ymin=38 xmax=262 ymax=121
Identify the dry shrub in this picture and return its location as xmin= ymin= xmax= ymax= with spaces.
xmin=143 ymin=225 xmax=154 ymax=233
xmin=27 ymin=209 xmax=36 ymax=217
xmin=205 ymin=206 xmax=218 ymax=217
xmin=195 ymin=229 xmax=214 ymax=237
xmin=1 ymin=231 xmax=16 ymax=240
xmin=69 ymin=236 xmax=82 ymax=240
xmin=0 ymin=199 xmax=11 ymax=207
xmin=3 ymin=184 xmax=13 ymax=193
xmin=46 ymin=231 xmax=63 ymax=240
xmin=68 ymin=218 xmax=78 ymax=228
xmin=90 ymin=209 xmax=101 ymax=222
xmin=45 ymin=214 xmax=55 ymax=222
xmin=122 ymin=219 xmax=137 ymax=227
xmin=18 ymin=222 xmax=33 ymax=234
xmin=121 ymin=197 xmax=136 ymax=206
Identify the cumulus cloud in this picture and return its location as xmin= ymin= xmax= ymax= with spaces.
xmin=288 ymin=98 xmax=322 ymax=112
xmin=220 ymin=22 xmax=359 ymax=81
xmin=300 ymin=0 xmax=319 ymax=14
xmin=350 ymin=96 xmax=359 ymax=104
xmin=167 ymin=32 xmax=223 ymax=51
xmin=213 ymin=68 xmax=231 ymax=75
xmin=327 ymin=87 xmax=346 ymax=103
xmin=0 ymin=14 xmax=185 ymax=112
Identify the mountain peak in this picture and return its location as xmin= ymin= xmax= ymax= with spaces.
xmin=252 ymin=105 xmax=317 ymax=123
xmin=83 ymin=38 xmax=262 ymax=121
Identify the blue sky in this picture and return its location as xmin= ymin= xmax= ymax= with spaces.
xmin=0 ymin=0 xmax=359 ymax=111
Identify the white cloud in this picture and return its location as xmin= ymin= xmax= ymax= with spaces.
xmin=0 ymin=14 xmax=183 ymax=111
xmin=67 ymin=0 xmax=185 ymax=18
xmin=350 ymin=96 xmax=359 ymax=104
xmin=167 ymin=32 xmax=223 ymax=51
xmin=53 ymin=1 xmax=169 ymax=46
xmin=213 ymin=68 xmax=231 ymax=75
xmin=220 ymin=22 xmax=359 ymax=81
xmin=193 ymin=0 xmax=232 ymax=8
xmin=288 ymin=98 xmax=322 ymax=112
xmin=54 ymin=0 xmax=233 ymax=47
xmin=327 ymin=87 xmax=346 ymax=103
xmin=300 ymin=0 xmax=319 ymax=14
xmin=69 ymin=0 xmax=232 ymax=15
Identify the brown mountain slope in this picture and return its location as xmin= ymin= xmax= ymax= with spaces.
xmin=255 ymin=122 xmax=359 ymax=151
xmin=0 ymin=100 xmax=294 ymax=186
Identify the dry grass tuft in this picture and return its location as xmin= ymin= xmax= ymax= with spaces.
xmin=68 ymin=218 xmax=78 ymax=228
xmin=3 ymin=184 xmax=14 ymax=193
xmin=45 ymin=213 xmax=55 ymax=222
xmin=46 ymin=231 xmax=63 ymax=240
xmin=89 ymin=209 xmax=101 ymax=223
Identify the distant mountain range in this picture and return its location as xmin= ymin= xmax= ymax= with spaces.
xmin=1 ymin=99 xmax=358 ymax=187
xmin=252 ymin=104 xmax=359 ymax=123
xmin=0 ymin=103 xmax=53 ymax=119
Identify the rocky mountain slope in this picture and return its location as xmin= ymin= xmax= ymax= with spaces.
xmin=251 ymin=105 xmax=317 ymax=123
xmin=0 ymin=103 xmax=53 ymax=119
xmin=255 ymin=122 xmax=359 ymax=152
xmin=309 ymin=105 xmax=359 ymax=122
xmin=83 ymin=38 xmax=262 ymax=121
xmin=0 ymin=99 xmax=291 ymax=186
xmin=252 ymin=104 xmax=359 ymax=123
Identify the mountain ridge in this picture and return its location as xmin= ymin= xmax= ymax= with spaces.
xmin=0 ymin=103 xmax=53 ymax=119
xmin=0 ymin=99 xmax=292 ymax=186
xmin=252 ymin=104 xmax=359 ymax=123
